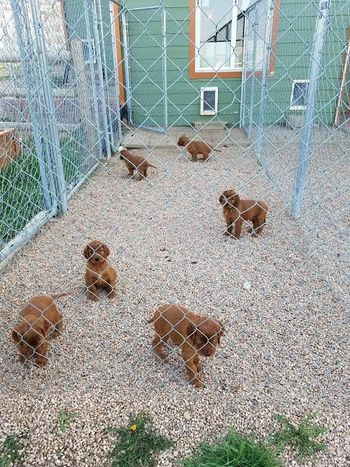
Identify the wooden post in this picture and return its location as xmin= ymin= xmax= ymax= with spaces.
xmin=334 ymin=36 xmax=350 ymax=126
xmin=71 ymin=39 xmax=98 ymax=157
xmin=0 ymin=128 xmax=22 ymax=169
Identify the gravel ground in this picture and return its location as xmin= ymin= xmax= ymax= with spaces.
xmin=0 ymin=127 xmax=349 ymax=466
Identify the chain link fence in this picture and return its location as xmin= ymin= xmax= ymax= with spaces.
xmin=1 ymin=0 xmax=349 ymax=264
xmin=0 ymin=0 xmax=349 ymax=463
xmin=0 ymin=0 xmax=121 ymax=261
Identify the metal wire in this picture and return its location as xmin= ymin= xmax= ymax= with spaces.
xmin=0 ymin=0 xmax=349 ymax=266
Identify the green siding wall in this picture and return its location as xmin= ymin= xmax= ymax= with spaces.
xmin=125 ymin=0 xmax=241 ymax=127
xmin=264 ymin=0 xmax=350 ymax=126
xmin=63 ymin=0 xmax=349 ymax=127
xmin=63 ymin=0 xmax=115 ymax=75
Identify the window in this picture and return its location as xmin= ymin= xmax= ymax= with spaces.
xmin=200 ymin=87 xmax=218 ymax=115
xmin=195 ymin=0 xmax=248 ymax=72
xmin=290 ymin=80 xmax=310 ymax=110
xmin=82 ymin=39 xmax=96 ymax=64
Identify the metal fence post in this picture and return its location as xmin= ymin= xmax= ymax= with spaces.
xmin=30 ymin=0 xmax=68 ymax=215
xmin=96 ymin=0 xmax=115 ymax=152
xmin=248 ymin=6 xmax=259 ymax=138
xmin=109 ymin=0 xmax=123 ymax=144
xmin=10 ymin=0 xmax=54 ymax=212
xmin=255 ymin=0 xmax=275 ymax=166
xmin=292 ymin=0 xmax=331 ymax=219
xmin=71 ymin=39 xmax=99 ymax=158
xmin=240 ymin=32 xmax=247 ymax=130
xmin=161 ymin=5 xmax=168 ymax=129
xmin=121 ymin=8 xmax=133 ymax=124
xmin=83 ymin=0 xmax=104 ymax=157
xmin=88 ymin=0 xmax=112 ymax=158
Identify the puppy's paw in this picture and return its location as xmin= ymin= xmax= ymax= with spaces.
xmin=224 ymin=231 xmax=237 ymax=239
xmin=192 ymin=378 xmax=204 ymax=388
xmin=108 ymin=290 xmax=117 ymax=299
xmin=87 ymin=293 xmax=99 ymax=301
xmin=155 ymin=353 xmax=168 ymax=363
xmin=35 ymin=357 xmax=48 ymax=368
xmin=247 ymin=227 xmax=257 ymax=237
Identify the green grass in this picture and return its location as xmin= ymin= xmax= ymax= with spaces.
xmin=58 ymin=410 xmax=78 ymax=433
xmin=270 ymin=413 xmax=328 ymax=459
xmin=0 ymin=148 xmax=45 ymax=247
xmin=107 ymin=413 xmax=173 ymax=467
xmin=182 ymin=430 xmax=282 ymax=467
xmin=0 ymin=133 xmax=86 ymax=248
xmin=0 ymin=434 xmax=25 ymax=467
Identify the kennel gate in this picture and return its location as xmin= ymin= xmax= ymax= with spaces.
xmin=117 ymin=2 xmax=168 ymax=131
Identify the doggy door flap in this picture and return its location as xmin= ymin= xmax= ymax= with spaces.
xmin=200 ymin=87 xmax=218 ymax=115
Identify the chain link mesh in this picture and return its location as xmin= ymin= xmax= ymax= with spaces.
xmin=0 ymin=0 xmax=349 ymax=464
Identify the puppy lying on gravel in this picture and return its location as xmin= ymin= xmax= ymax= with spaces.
xmin=119 ymin=147 xmax=156 ymax=180
xmin=83 ymin=240 xmax=118 ymax=300
xmin=219 ymin=189 xmax=268 ymax=239
xmin=12 ymin=294 xmax=65 ymax=367
xmin=148 ymin=304 xmax=224 ymax=388
xmin=177 ymin=135 xmax=221 ymax=161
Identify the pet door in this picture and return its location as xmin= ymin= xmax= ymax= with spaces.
xmin=200 ymin=87 xmax=218 ymax=115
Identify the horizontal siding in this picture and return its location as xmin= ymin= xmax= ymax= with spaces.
xmin=63 ymin=0 xmax=350 ymax=127
xmin=126 ymin=2 xmax=240 ymax=127
xmin=265 ymin=0 xmax=350 ymax=125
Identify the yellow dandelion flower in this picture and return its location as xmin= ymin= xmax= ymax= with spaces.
xmin=130 ymin=424 xmax=137 ymax=431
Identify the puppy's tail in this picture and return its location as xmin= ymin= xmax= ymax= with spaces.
xmin=147 ymin=163 xmax=157 ymax=169
xmin=50 ymin=292 xmax=72 ymax=300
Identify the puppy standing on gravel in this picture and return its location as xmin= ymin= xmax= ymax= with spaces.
xmin=12 ymin=294 xmax=65 ymax=367
xmin=119 ymin=147 xmax=156 ymax=180
xmin=177 ymin=135 xmax=221 ymax=161
xmin=219 ymin=189 xmax=268 ymax=239
xmin=83 ymin=240 xmax=118 ymax=300
xmin=148 ymin=304 xmax=224 ymax=388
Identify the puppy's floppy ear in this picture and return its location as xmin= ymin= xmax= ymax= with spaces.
xmin=231 ymin=193 xmax=240 ymax=207
xmin=186 ymin=323 xmax=197 ymax=343
xmin=12 ymin=325 xmax=22 ymax=343
xmin=102 ymin=243 xmax=110 ymax=257
xmin=83 ymin=244 xmax=92 ymax=259
xmin=219 ymin=194 xmax=225 ymax=205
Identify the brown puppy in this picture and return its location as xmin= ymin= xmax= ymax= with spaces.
xmin=83 ymin=240 xmax=118 ymax=300
xmin=219 ymin=189 xmax=268 ymax=239
xmin=148 ymin=304 xmax=224 ymax=388
xmin=119 ymin=148 xmax=156 ymax=179
xmin=177 ymin=135 xmax=221 ymax=161
xmin=12 ymin=294 xmax=64 ymax=367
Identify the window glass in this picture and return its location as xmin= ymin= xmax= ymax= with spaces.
xmin=198 ymin=0 xmax=244 ymax=70
xmin=203 ymin=90 xmax=216 ymax=112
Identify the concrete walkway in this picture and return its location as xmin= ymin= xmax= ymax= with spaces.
xmin=121 ymin=125 xmax=250 ymax=150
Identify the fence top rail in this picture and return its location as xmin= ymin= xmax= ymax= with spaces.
xmin=0 ymin=52 xmax=70 ymax=63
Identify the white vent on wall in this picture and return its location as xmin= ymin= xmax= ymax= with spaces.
xmin=200 ymin=87 xmax=218 ymax=115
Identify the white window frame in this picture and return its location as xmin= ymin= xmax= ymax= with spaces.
xmin=195 ymin=0 xmax=239 ymax=72
xmin=290 ymin=79 xmax=310 ymax=110
xmin=200 ymin=86 xmax=218 ymax=115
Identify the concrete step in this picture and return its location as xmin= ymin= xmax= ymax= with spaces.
xmin=121 ymin=127 xmax=250 ymax=150
xmin=192 ymin=121 xmax=228 ymax=130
